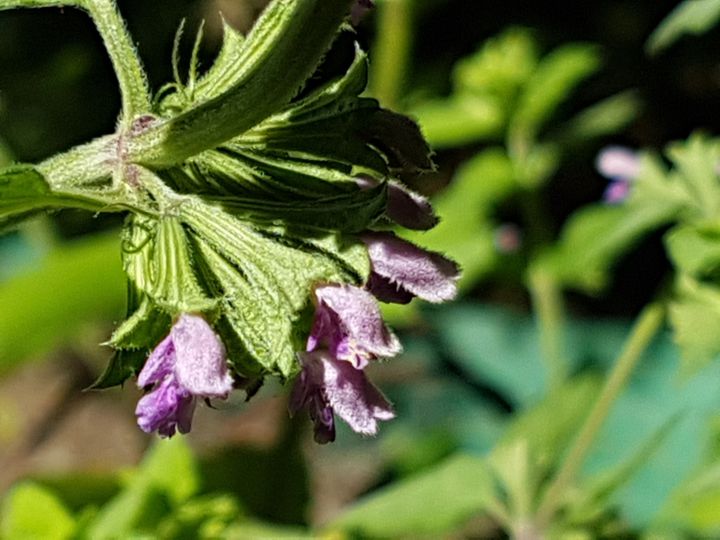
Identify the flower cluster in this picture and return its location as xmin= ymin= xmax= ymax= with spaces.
xmin=289 ymin=184 xmax=459 ymax=443
xmin=134 ymin=181 xmax=459 ymax=441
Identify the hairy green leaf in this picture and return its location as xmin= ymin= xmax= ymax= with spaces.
xmin=183 ymin=201 xmax=368 ymax=376
xmin=121 ymin=215 xmax=216 ymax=314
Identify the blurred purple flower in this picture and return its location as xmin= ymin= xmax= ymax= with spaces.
xmin=494 ymin=223 xmax=522 ymax=254
xmin=596 ymin=146 xmax=640 ymax=204
xmin=603 ymin=180 xmax=632 ymax=204
xmin=290 ymin=350 xmax=394 ymax=444
xmin=356 ymin=176 xmax=438 ymax=230
xmin=136 ymin=314 xmax=233 ymax=438
xmin=361 ymin=231 xmax=460 ymax=304
xmin=308 ymin=284 xmax=402 ymax=369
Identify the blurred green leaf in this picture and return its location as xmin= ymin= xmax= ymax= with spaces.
xmin=157 ymin=494 xmax=241 ymax=540
xmin=223 ymin=520 xmax=314 ymax=539
xmin=668 ymin=275 xmax=720 ymax=375
xmin=429 ymin=303 xmax=547 ymax=407
xmin=0 ymin=231 xmax=124 ymax=371
xmin=36 ymin=472 xmax=120 ymax=513
xmin=566 ymin=416 xmax=679 ymax=527
xmin=667 ymin=133 xmax=720 ymax=220
xmin=424 ymin=301 xmax=720 ymax=527
xmin=0 ymin=136 xmax=12 ymax=166
xmin=83 ymin=481 xmax=170 ymax=540
xmin=513 ymin=141 xmax=560 ymax=187
xmin=646 ymin=0 xmax=720 ymax=55
xmin=550 ymin=91 xmax=641 ymax=146
xmin=85 ymin=438 xmax=198 ymax=539
xmin=653 ymin=460 xmax=720 ymax=536
xmin=453 ymin=27 xmax=538 ymax=99
xmin=139 ymin=438 xmax=200 ymax=504
xmin=495 ymin=374 xmax=602 ymax=462
xmin=581 ymin=333 xmax=720 ymax=526
xmin=1 ymin=482 xmax=76 ymax=540
xmin=509 ymin=43 xmax=600 ymax=143
xmin=329 ymin=454 xmax=494 ymax=538
xmin=665 ymin=223 xmax=720 ymax=278
xmin=199 ymin=420 xmax=309 ymax=525
xmin=545 ymin=203 xmax=668 ymax=292
xmin=413 ymin=94 xmax=503 ymax=148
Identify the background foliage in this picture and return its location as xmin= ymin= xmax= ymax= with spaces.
xmin=3 ymin=0 xmax=720 ymax=538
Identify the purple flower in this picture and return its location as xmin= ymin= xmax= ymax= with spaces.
xmin=356 ymin=176 xmax=438 ymax=230
xmin=361 ymin=231 xmax=460 ymax=304
xmin=596 ymin=146 xmax=640 ymax=204
xmin=603 ymin=180 xmax=632 ymax=204
xmin=308 ymin=284 xmax=402 ymax=369
xmin=136 ymin=314 xmax=234 ymax=438
xmin=290 ymin=350 xmax=394 ymax=444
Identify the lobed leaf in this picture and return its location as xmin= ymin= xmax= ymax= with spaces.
xmin=182 ymin=201 xmax=369 ymax=376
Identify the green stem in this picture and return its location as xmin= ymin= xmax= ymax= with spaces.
xmin=0 ymin=0 xmax=149 ymax=120
xmin=528 ymin=264 xmax=568 ymax=390
xmin=83 ymin=0 xmax=150 ymax=122
xmin=534 ymin=302 xmax=666 ymax=529
xmin=0 ymin=0 xmax=80 ymax=9
xmin=127 ymin=0 xmax=353 ymax=168
xmin=371 ymin=0 xmax=414 ymax=109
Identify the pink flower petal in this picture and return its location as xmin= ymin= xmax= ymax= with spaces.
xmin=314 ymin=285 xmax=402 ymax=362
xmin=171 ymin=314 xmax=234 ymax=398
xmin=362 ymin=232 xmax=459 ymax=303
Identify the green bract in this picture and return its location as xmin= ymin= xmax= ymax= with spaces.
xmin=0 ymin=0 xmax=432 ymax=386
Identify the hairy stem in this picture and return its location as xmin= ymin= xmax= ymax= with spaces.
xmin=83 ymin=0 xmax=150 ymax=122
xmin=534 ymin=301 xmax=666 ymax=529
xmin=127 ymin=0 xmax=353 ymax=168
